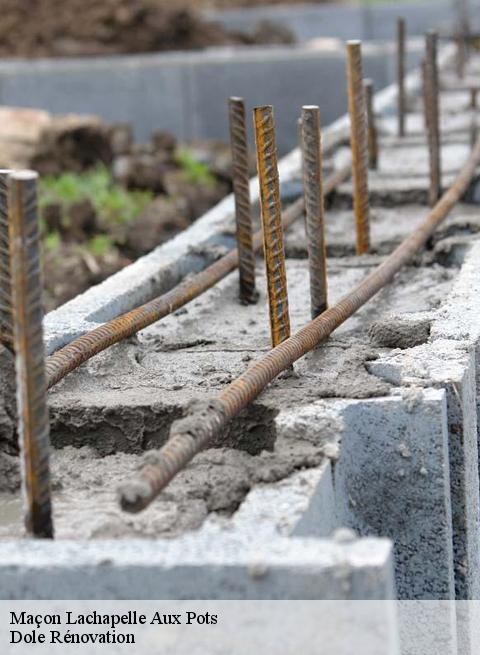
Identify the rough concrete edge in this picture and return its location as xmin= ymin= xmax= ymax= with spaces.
xmin=0 ymin=533 xmax=395 ymax=600
xmin=369 ymin=339 xmax=479 ymax=599
xmin=42 ymin=42 xmax=456 ymax=354
xmin=364 ymin=238 xmax=480 ymax=600
xmin=432 ymin=240 xmax=480 ymax=344
xmin=321 ymin=389 xmax=455 ymax=600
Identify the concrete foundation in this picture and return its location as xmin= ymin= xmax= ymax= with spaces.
xmin=3 ymin=41 xmax=480 ymax=616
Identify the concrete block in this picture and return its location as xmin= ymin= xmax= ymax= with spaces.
xmin=0 ymin=531 xmax=395 ymax=600
xmin=333 ymin=390 xmax=455 ymax=599
xmin=0 ymin=53 xmax=189 ymax=143
xmin=433 ymin=241 xmax=480 ymax=483
xmin=188 ymin=48 xmax=349 ymax=155
xmin=369 ymin=340 xmax=480 ymax=599
xmin=232 ymin=463 xmax=338 ymax=540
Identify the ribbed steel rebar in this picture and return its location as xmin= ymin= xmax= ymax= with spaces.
xmin=119 ymin=136 xmax=480 ymax=514
xmin=397 ymin=17 xmax=406 ymax=137
xmin=253 ymin=105 xmax=290 ymax=347
xmin=45 ymin=164 xmax=352 ymax=389
xmin=301 ymin=105 xmax=328 ymax=318
xmin=470 ymin=87 xmax=478 ymax=110
xmin=364 ymin=79 xmax=379 ymax=170
xmin=346 ymin=40 xmax=370 ymax=254
xmin=421 ymin=58 xmax=428 ymax=130
xmin=9 ymin=171 xmax=53 ymax=539
xmin=470 ymin=115 xmax=478 ymax=150
xmin=229 ymin=97 xmax=258 ymax=305
xmin=425 ymin=30 xmax=441 ymax=207
xmin=455 ymin=0 xmax=470 ymax=77
xmin=0 ymin=169 xmax=13 ymax=351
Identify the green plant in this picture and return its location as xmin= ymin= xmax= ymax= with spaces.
xmin=39 ymin=165 xmax=153 ymax=228
xmin=43 ymin=231 xmax=61 ymax=252
xmin=87 ymin=234 xmax=115 ymax=257
xmin=174 ymin=148 xmax=216 ymax=186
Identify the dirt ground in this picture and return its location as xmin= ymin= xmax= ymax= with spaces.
xmin=0 ymin=0 xmax=296 ymax=58
xmin=40 ymin=132 xmax=242 ymax=312
xmin=200 ymin=0 xmax=332 ymax=6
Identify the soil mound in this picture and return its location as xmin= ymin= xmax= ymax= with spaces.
xmin=0 ymin=0 xmax=294 ymax=58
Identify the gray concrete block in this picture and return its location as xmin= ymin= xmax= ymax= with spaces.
xmin=0 ymin=532 xmax=395 ymax=600
xmin=188 ymin=48 xmax=349 ymax=155
xmin=333 ymin=390 xmax=455 ymax=599
xmin=369 ymin=340 xmax=480 ymax=600
xmin=0 ymin=53 xmax=189 ymax=144
xmin=433 ymin=241 xmax=480 ymax=496
xmin=231 ymin=463 xmax=338 ymax=540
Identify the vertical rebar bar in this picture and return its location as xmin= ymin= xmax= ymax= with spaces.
xmin=364 ymin=79 xmax=378 ymax=170
xmin=455 ymin=0 xmax=470 ymax=77
xmin=346 ymin=40 xmax=370 ymax=255
xmin=301 ymin=105 xmax=328 ymax=319
xmin=421 ymin=58 xmax=428 ymax=130
xmin=0 ymin=170 xmax=13 ymax=351
xmin=470 ymin=87 xmax=478 ymax=110
xmin=456 ymin=33 xmax=466 ymax=79
xmin=470 ymin=114 xmax=478 ymax=151
xmin=298 ymin=117 xmax=304 ymax=175
xmin=228 ymin=97 xmax=258 ymax=305
xmin=470 ymin=87 xmax=478 ymax=150
xmin=424 ymin=31 xmax=442 ymax=207
xmin=397 ymin=17 xmax=406 ymax=137
xmin=253 ymin=105 xmax=291 ymax=347
xmin=9 ymin=171 xmax=53 ymax=539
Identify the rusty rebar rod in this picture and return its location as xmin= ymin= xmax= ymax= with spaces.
xmin=45 ymin=164 xmax=352 ymax=389
xmin=301 ymin=105 xmax=328 ymax=318
xmin=364 ymin=79 xmax=379 ymax=170
xmin=253 ymin=105 xmax=290 ymax=347
xmin=456 ymin=33 xmax=466 ymax=79
xmin=346 ymin=40 xmax=370 ymax=255
xmin=455 ymin=0 xmax=470 ymax=77
xmin=470 ymin=87 xmax=478 ymax=110
xmin=470 ymin=115 xmax=478 ymax=150
xmin=229 ymin=97 xmax=258 ymax=305
xmin=397 ymin=17 xmax=407 ymax=137
xmin=119 ymin=135 xmax=480 ymax=515
xmin=0 ymin=169 xmax=13 ymax=351
xmin=421 ymin=58 xmax=428 ymax=130
xmin=424 ymin=30 xmax=442 ymax=207
xmin=9 ymin=171 xmax=53 ymax=539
